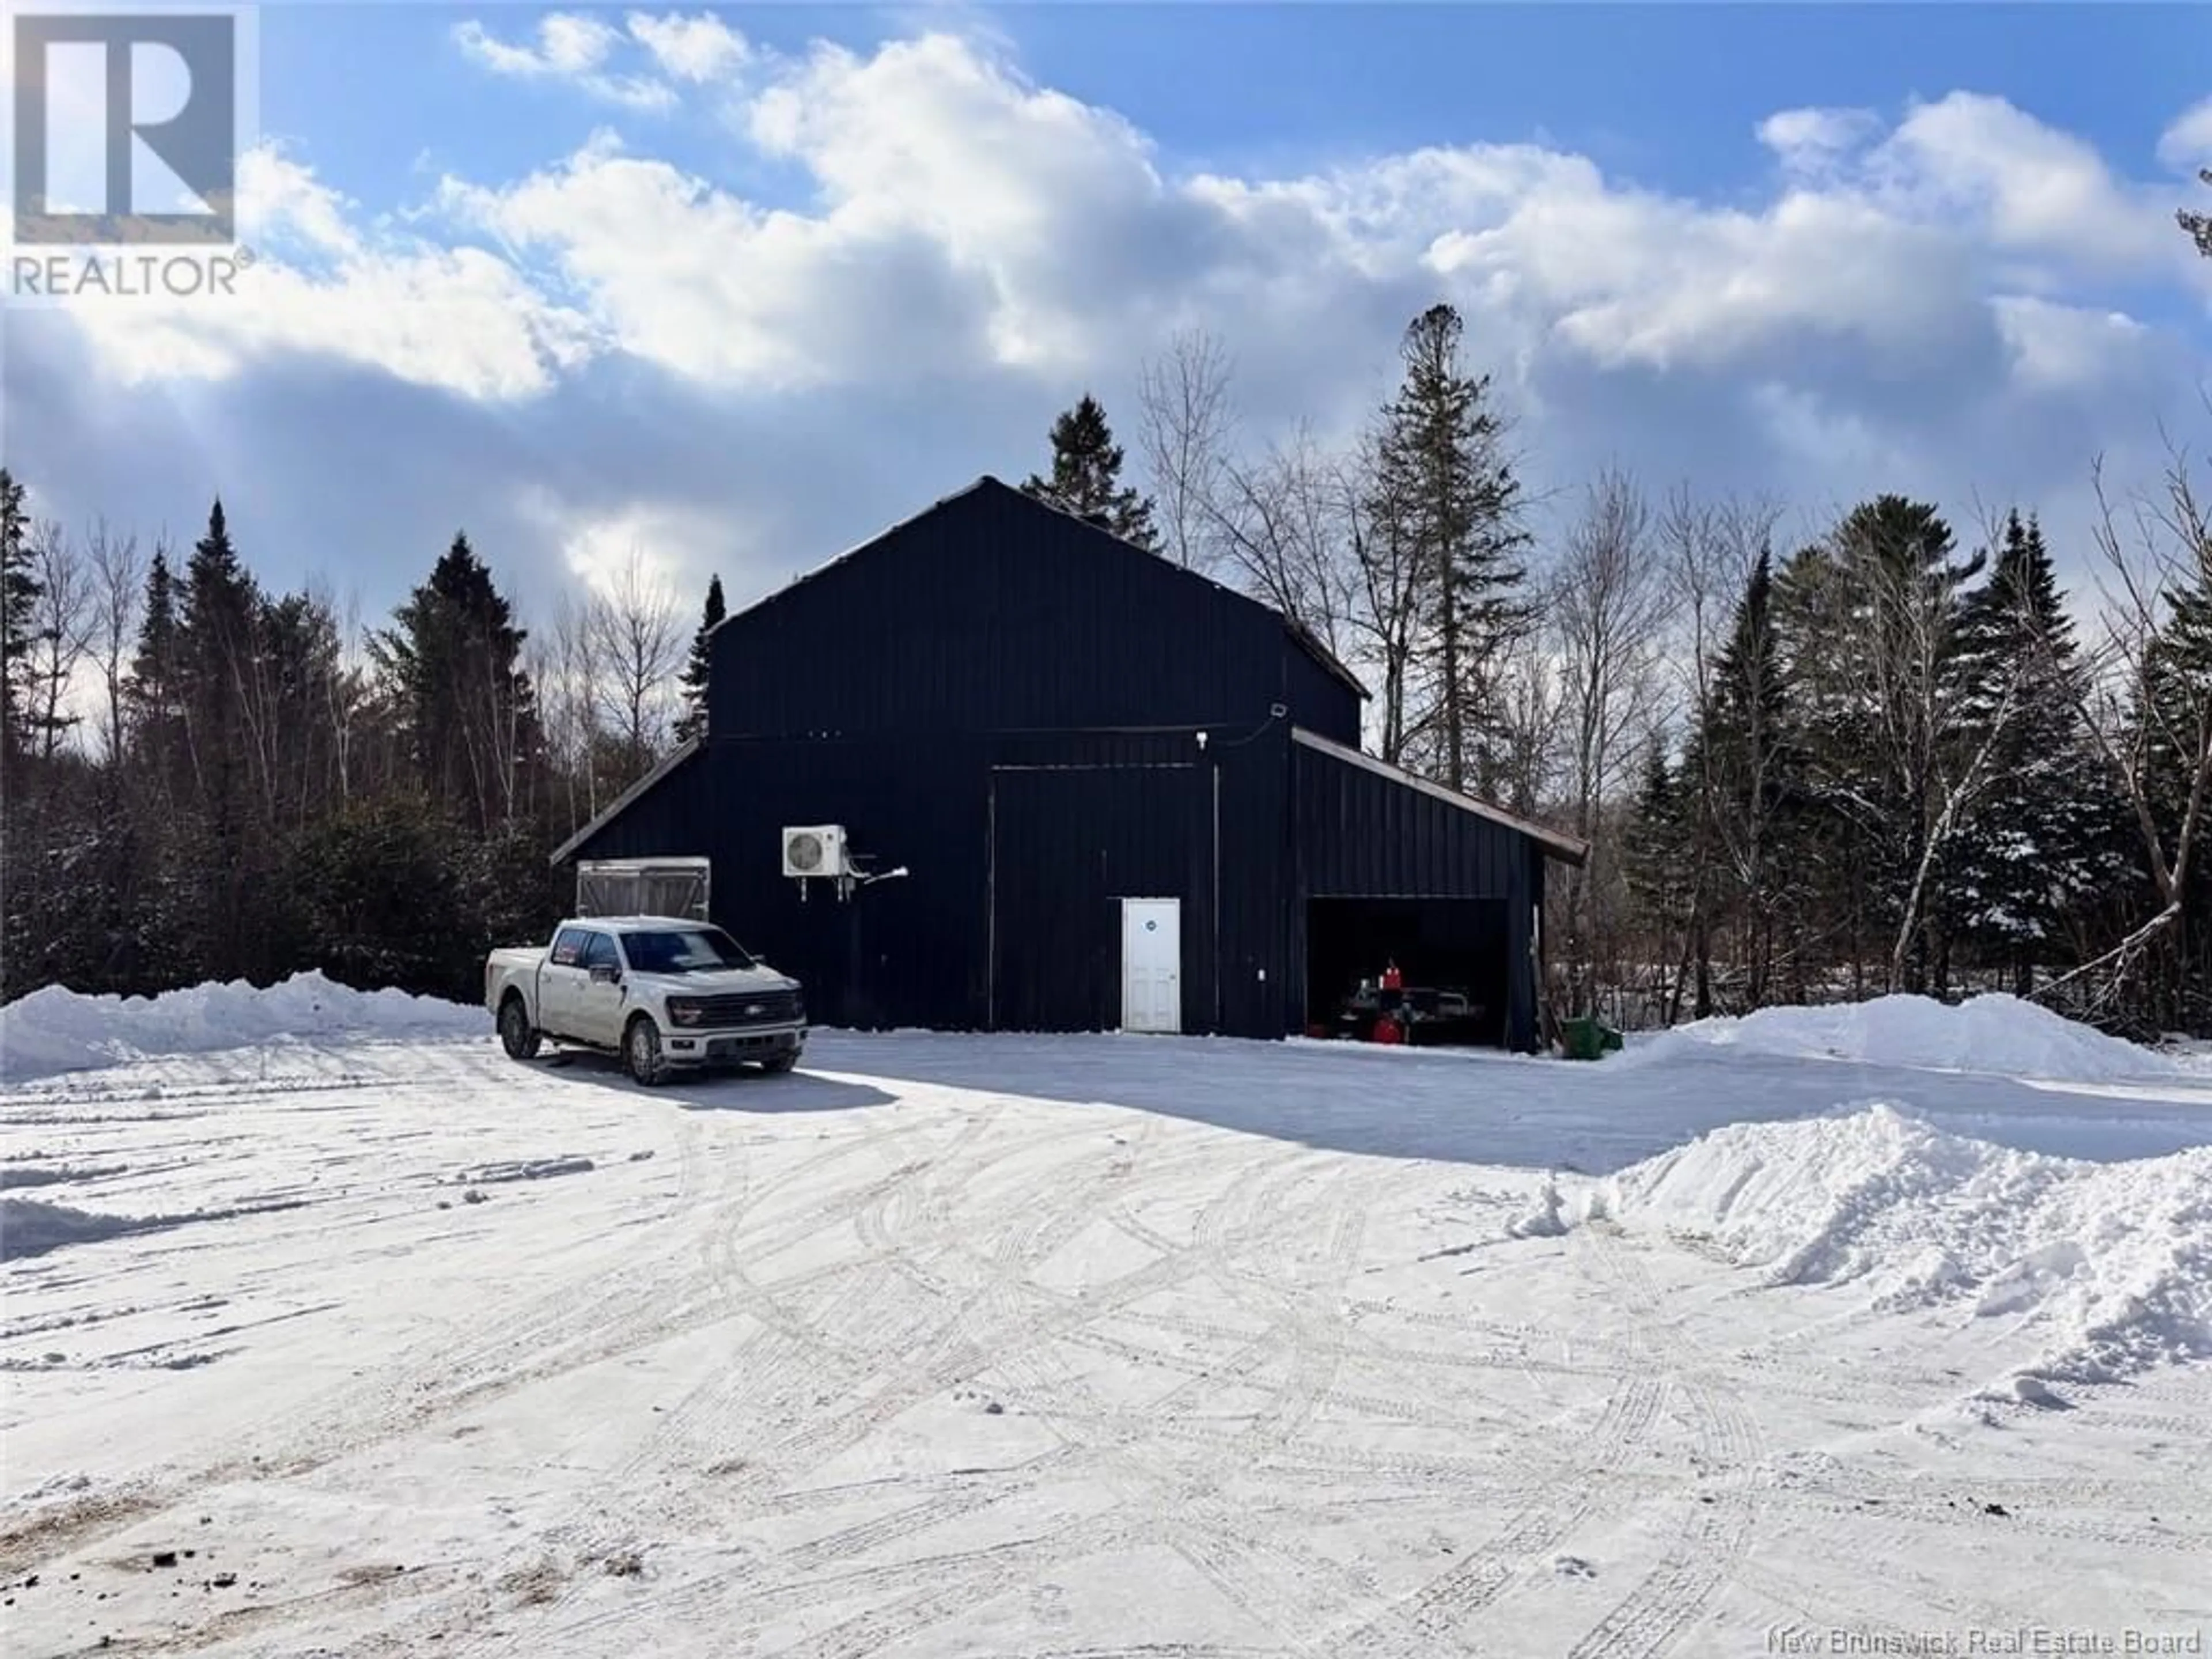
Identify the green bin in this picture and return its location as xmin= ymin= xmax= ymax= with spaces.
xmin=1560 ymin=1016 xmax=1601 ymax=1060
xmin=1560 ymin=1017 xmax=1624 ymax=1060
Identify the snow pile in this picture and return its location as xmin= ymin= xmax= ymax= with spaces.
xmin=0 ymin=972 xmax=485 ymax=1081
xmin=1 ymin=1199 xmax=142 ymax=1262
xmin=1507 ymin=1177 xmax=1572 ymax=1238
xmin=1601 ymin=1104 xmax=2212 ymax=1382
xmin=1637 ymin=993 xmax=2177 ymax=1082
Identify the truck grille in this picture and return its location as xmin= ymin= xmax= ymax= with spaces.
xmin=687 ymin=990 xmax=802 ymax=1027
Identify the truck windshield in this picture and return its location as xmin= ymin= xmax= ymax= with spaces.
xmin=622 ymin=927 xmax=759 ymax=974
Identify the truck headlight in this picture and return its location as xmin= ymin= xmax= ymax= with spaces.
xmin=667 ymin=999 xmax=703 ymax=1027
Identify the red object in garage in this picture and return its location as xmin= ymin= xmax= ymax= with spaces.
xmin=1371 ymin=1014 xmax=1403 ymax=1045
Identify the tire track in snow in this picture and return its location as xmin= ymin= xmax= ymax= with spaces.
xmin=1327 ymin=1367 xmax=1669 ymax=1656
xmin=972 ymin=1176 xmax=1402 ymax=1659
xmin=477 ymin=1114 xmax=1264 ymax=1650
xmin=1558 ymin=1222 xmax=1768 ymax=1659
xmin=549 ymin=1139 xmax=1398 ymax=1653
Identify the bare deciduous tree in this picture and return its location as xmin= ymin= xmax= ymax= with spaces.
xmin=1344 ymin=427 xmax=1426 ymax=763
xmin=588 ymin=547 xmax=685 ymax=789
xmin=1201 ymin=423 xmax=1359 ymax=660
xmin=535 ymin=589 xmax=604 ymax=827
xmin=1485 ymin=619 xmax=1565 ymax=820
xmin=1136 ymin=328 xmax=1238 ymax=573
xmin=26 ymin=518 xmax=93 ymax=762
xmin=85 ymin=520 xmax=143 ymax=766
xmin=1653 ymin=487 xmax=1785 ymax=1017
xmin=1551 ymin=469 xmax=1675 ymax=1013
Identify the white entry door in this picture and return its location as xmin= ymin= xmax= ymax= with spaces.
xmin=1121 ymin=898 xmax=1182 ymax=1034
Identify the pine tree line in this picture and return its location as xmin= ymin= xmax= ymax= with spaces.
xmin=0 ymin=486 xmax=728 ymax=1005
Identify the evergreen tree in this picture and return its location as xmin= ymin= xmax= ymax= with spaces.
xmin=290 ymin=796 xmax=476 ymax=998
xmin=2134 ymin=554 xmax=2212 ymax=1026
xmin=673 ymin=573 xmax=725 ymax=746
xmin=178 ymin=500 xmax=260 ymax=711
xmin=1368 ymin=304 xmax=1532 ymax=797
xmin=0 ymin=469 xmax=41 ymax=766
xmin=2143 ymin=559 xmax=2212 ymax=857
xmin=1947 ymin=512 xmax=2118 ymax=987
xmin=1021 ymin=395 xmax=1161 ymax=550
xmin=181 ymin=501 xmax=270 ymax=969
xmin=1623 ymin=739 xmax=1694 ymax=1021
xmin=123 ymin=551 xmax=184 ymax=765
xmin=373 ymin=533 xmax=539 ymax=835
xmin=1697 ymin=546 xmax=1803 ymax=1005
xmin=1779 ymin=495 xmax=1985 ymax=991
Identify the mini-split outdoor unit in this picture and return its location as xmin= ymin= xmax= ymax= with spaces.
xmin=781 ymin=825 xmax=850 ymax=880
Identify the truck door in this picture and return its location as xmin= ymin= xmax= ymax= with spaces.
xmin=575 ymin=930 xmax=630 ymax=1046
xmin=540 ymin=926 xmax=591 ymax=1036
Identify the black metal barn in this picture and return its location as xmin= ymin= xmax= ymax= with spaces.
xmin=552 ymin=478 xmax=1586 ymax=1050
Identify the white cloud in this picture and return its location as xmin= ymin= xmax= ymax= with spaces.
xmin=1871 ymin=92 xmax=2175 ymax=275
xmin=1992 ymin=296 xmax=2156 ymax=393
xmin=2160 ymin=97 xmax=2212 ymax=172
xmin=50 ymin=33 xmax=2205 ymax=415
xmin=437 ymin=132 xmax=997 ymax=392
xmin=66 ymin=145 xmax=599 ymax=400
xmin=1758 ymin=106 xmax=1881 ymax=177
xmin=452 ymin=14 xmax=675 ymax=111
xmin=526 ymin=491 xmax=732 ymax=601
xmin=627 ymin=11 xmax=750 ymax=82
xmin=454 ymin=14 xmax=618 ymax=78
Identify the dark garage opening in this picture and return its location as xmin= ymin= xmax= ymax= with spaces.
xmin=1305 ymin=897 xmax=1510 ymax=1046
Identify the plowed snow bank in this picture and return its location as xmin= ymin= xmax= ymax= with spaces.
xmin=1633 ymin=993 xmax=2176 ymax=1081
xmin=1600 ymin=1105 xmax=2212 ymax=1382
xmin=0 ymin=1199 xmax=142 ymax=1260
xmin=0 ymin=972 xmax=484 ymax=1080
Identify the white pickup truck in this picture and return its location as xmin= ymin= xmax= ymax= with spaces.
xmin=484 ymin=916 xmax=806 ymax=1085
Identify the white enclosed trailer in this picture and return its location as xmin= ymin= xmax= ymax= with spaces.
xmin=574 ymin=857 xmax=710 ymax=922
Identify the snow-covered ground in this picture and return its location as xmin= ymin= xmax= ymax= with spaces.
xmin=2 ymin=983 xmax=2210 ymax=1657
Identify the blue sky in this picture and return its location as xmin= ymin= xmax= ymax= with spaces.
xmin=6 ymin=3 xmax=2209 ymax=639
xmin=262 ymin=7 xmax=2207 ymax=225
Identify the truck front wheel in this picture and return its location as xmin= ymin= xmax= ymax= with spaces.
xmin=498 ymin=994 xmax=541 ymax=1060
xmin=624 ymin=1015 xmax=668 ymax=1086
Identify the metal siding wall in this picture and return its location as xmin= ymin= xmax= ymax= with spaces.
xmin=987 ymin=763 xmax=1214 ymax=1032
xmin=1280 ymin=642 xmax=1362 ymax=748
xmin=1295 ymin=748 xmax=1529 ymax=900
xmin=573 ymin=736 xmax=987 ymax=1031
xmin=706 ymin=482 xmax=1353 ymax=742
xmin=1209 ymin=725 xmax=1293 ymax=1038
xmin=562 ymin=727 xmax=1302 ymax=1039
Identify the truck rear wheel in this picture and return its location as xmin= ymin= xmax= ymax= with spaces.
xmin=498 ymin=994 xmax=541 ymax=1060
xmin=624 ymin=1015 xmax=668 ymax=1086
